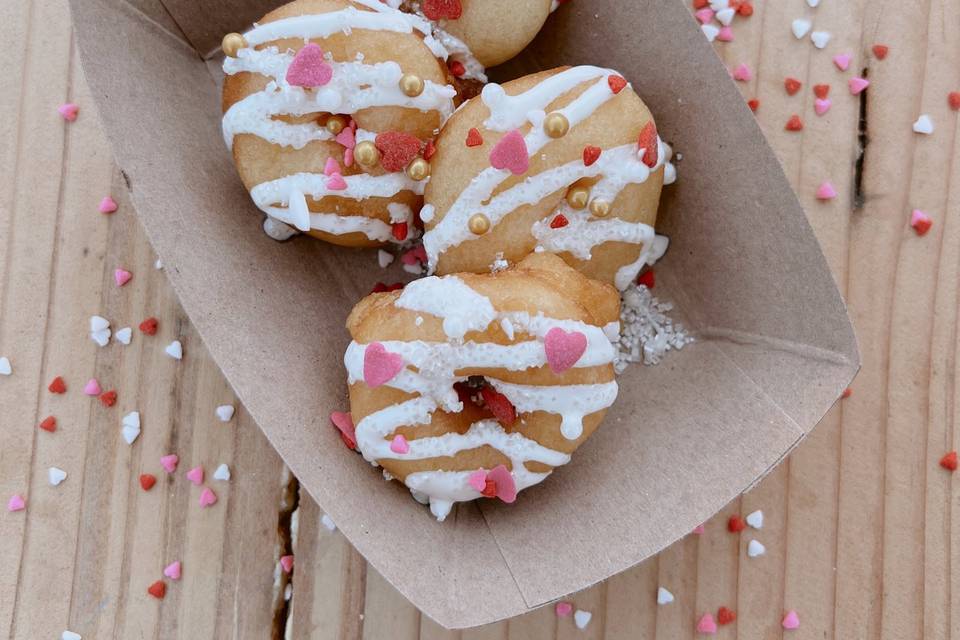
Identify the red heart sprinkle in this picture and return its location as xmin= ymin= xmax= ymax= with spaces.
xmin=841 ymin=387 xmax=853 ymax=399
xmin=375 ymin=132 xmax=422 ymax=173
xmin=693 ymin=0 xmax=709 ymax=8
xmin=727 ymin=515 xmax=746 ymax=532
xmin=784 ymin=77 xmax=802 ymax=96
xmin=608 ymin=75 xmax=627 ymax=94
xmin=139 ymin=317 xmax=158 ymax=335
xmin=480 ymin=385 xmax=517 ymax=426
xmin=549 ymin=214 xmax=569 ymax=229
xmin=737 ymin=1 xmax=753 ymax=16
xmin=147 ymin=580 xmax=166 ymax=599
xmin=785 ymin=115 xmax=803 ymax=131
xmin=448 ymin=60 xmax=466 ymax=77
xmin=99 ymin=390 xmax=117 ymax=407
xmin=638 ymin=121 xmax=658 ymax=168
xmin=423 ymin=140 xmax=437 ymax=160
xmin=872 ymin=44 xmax=889 ymax=60
xmin=813 ymin=84 xmax=830 ymax=99
xmin=392 ymin=221 xmax=408 ymax=241
xmin=717 ymin=607 xmax=737 ymax=625
xmin=583 ymin=145 xmax=602 ymax=167
xmin=465 ymin=127 xmax=484 ymax=147
xmin=637 ymin=269 xmax=655 ymax=289
xmin=747 ymin=98 xmax=760 ymax=112
xmin=949 ymin=92 xmax=960 ymax=111
xmin=48 ymin=376 xmax=66 ymax=394
xmin=39 ymin=416 xmax=57 ymax=433
xmin=941 ymin=451 xmax=958 ymax=471
xmin=422 ymin=0 xmax=462 ymax=20
xmin=140 ymin=474 xmax=157 ymax=491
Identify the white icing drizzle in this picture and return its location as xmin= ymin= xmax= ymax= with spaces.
xmin=344 ymin=274 xmax=617 ymax=520
xmin=422 ymin=66 xmax=675 ymax=287
xmin=222 ymin=2 xmax=458 ymax=242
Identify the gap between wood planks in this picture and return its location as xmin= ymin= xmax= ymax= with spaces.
xmin=273 ymin=473 xmax=301 ymax=639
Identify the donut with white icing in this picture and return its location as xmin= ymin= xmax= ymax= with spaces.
xmin=343 ymin=253 xmax=620 ymax=520
xmin=221 ymin=0 xmax=460 ymax=246
xmin=420 ymin=65 xmax=675 ymax=290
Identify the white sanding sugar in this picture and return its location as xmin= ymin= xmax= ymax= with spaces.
xmin=614 ymin=284 xmax=693 ymax=373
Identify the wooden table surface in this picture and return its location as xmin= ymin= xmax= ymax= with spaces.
xmin=3 ymin=0 xmax=959 ymax=638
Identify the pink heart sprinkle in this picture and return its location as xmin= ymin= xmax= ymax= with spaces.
xmin=114 ymin=268 xmax=132 ymax=287
xmin=782 ymin=610 xmax=800 ymax=630
xmin=692 ymin=524 xmax=706 ymax=535
xmin=833 ymin=53 xmax=852 ymax=71
xmin=199 ymin=487 xmax=218 ymax=507
xmin=330 ymin=411 xmax=356 ymax=445
xmin=467 ymin=470 xmax=488 ymax=492
xmin=363 ymin=342 xmax=404 ymax=388
xmin=326 ymin=172 xmax=347 ymax=191
xmin=83 ymin=378 xmax=102 ymax=396
xmin=732 ymin=63 xmax=752 ymax=82
xmin=390 ymin=434 xmax=410 ymax=454
xmin=717 ymin=26 xmax=734 ymax=42
xmin=814 ymin=98 xmax=832 ymax=116
xmin=555 ymin=601 xmax=573 ymax=617
xmin=816 ymin=181 xmax=837 ymax=200
xmin=344 ymin=148 xmax=355 ymax=167
xmin=285 ymin=43 xmax=333 ymax=88
xmin=186 ymin=465 xmax=204 ymax=485
xmin=487 ymin=464 xmax=516 ymax=503
xmin=160 ymin=454 xmax=179 ymax=474
xmin=848 ymin=77 xmax=870 ymax=95
xmin=911 ymin=209 xmax=932 ymax=235
xmin=400 ymin=245 xmax=427 ymax=265
xmin=98 ymin=196 xmax=118 ymax=214
xmin=489 ymin=130 xmax=529 ymax=175
xmin=696 ymin=613 xmax=718 ymax=634
xmin=694 ymin=8 xmax=714 ymax=23
xmin=58 ymin=103 xmax=79 ymax=122
xmin=280 ymin=555 xmax=294 ymax=573
xmin=323 ymin=157 xmax=340 ymax=176
xmin=163 ymin=561 xmax=182 ymax=580
xmin=544 ymin=328 xmax=588 ymax=374
xmin=335 ymin=126 xmax=356 ymax=149
xmin=7 ymin=494 xmax=25 ymax=512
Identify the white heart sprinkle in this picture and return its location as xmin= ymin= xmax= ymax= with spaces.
xmin=48 ymin=467 xmax=67 ymax=486
xmin=715 ymin=7 xmax=735 ymax=25
xmin=165 ymin=340 xmax=183 ymax=360
xmin=115 ymin=327 xmax=132 ymax=345
xmin=122 ymin=411 xmax=141 ymax=429
xmin=746 ymin=509 xmax=764 ymax=529
xmin=90 ymin=328 xmax=111 ymax=347
xmin=657 ymin=587 xmax=674 ymax=605
xmin=807 ymin=0 xmax=820 ymax=6
xmin=377 ymin=250 xmax=394 ymax=268
xmin=89 ymin=315 xmax=110 ymax=332
xmin=574 ymin=610 xmax=592 ymax=629
xmin=913 ymin=114 xmax=934 ymax=134
xmin=748 ymin=539 xmax=766 ymax=557
xmin=213 ymin=463 xmax=231 ymax=481
xmin=321 ymin=513 xmax=337 ymax=531
xmin=791 ymin=18 xmax=811 ymax=39
xmin=811 ymin=30 xmax=831 ymax=49
xmin=154 ymin=258 xmax=163 ymax=270
xmin=122 ymin=424 xmax=141 ymax=445
xmin=62 ymin=632 xmax=82 ymax=640
xmin=701 ymin=23 xmax=720 ymax=42
xmin=0 ymin=357 xmax=10 ymax=376
xmin=709 ymin=0 xmax=729 ymax=9
xmin=215 ymin=404 xmax=235 ymax=422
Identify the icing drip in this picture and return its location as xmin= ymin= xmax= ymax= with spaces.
xmin=344 ymin=274 xmax=617 ymax=520
xmin=422 ymin=66 xmax=673 ymax=285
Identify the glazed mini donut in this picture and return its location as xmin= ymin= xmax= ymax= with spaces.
xmin=343 ymin=253 xmax=620 ymax=520
xmin=420 ymin=65 xmax=675 ymax=290
xmin=221 ymin=0 xmax=462 ymax=246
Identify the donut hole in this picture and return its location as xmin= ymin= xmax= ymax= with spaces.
xmin=454 ymin=376 xmax=518 ymax=428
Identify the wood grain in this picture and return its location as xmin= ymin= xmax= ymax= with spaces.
xmin=2 ymin=0 xmax=959 ymax=638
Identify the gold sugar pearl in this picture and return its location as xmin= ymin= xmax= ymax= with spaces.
xmin=589 ymin=199 xmax=612 ymax=218
xmin=468 ymin=213 xmax=491 ymax=235
xmin=354 ymin=141 xmax=380 ymax=168
xmin=566 ymin=186 xmax=590 ymax=210
xmin=222 ymin=33 xmax=247 ymax=58
xmin=406 ymin=158 xmax=431 ymax=181
xmin=325 ymin=116 xmax=348 ymax=135
xmin=399 ymin=73 xmax=426 ymax=97
xmin=543 ymin=112 xmax=570 ymax=138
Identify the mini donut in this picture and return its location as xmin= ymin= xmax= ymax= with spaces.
xmin=221 ymin=0 xmax=461 ymax=246
xmin=420 ymin=65 xmax=675 ymax=290
xmin=343 ymin=253 xmax=620 ymax=520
